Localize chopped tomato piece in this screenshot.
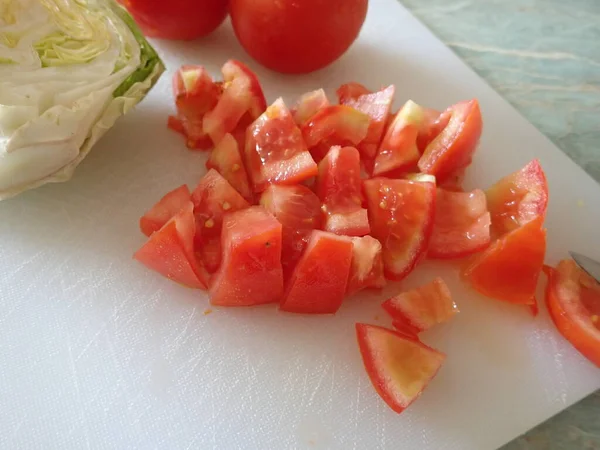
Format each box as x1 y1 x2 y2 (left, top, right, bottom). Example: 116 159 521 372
391 320 421 338
169 65 221 150
280 231 353 314
347 236 386 295
259 184 323 279
134 202 208 289
418 99 483 182
416 108 451 152
336 82 372 103
382 278 458 333
462 216 546 305
340 85 395 160
373 100 424 177
139 184 191 237
206 133 253 202
301 105 370 162
316 146 370 236
429 188 491 259
356 323 446 414
438 167 466 192
191 169 250 271
245 98 318 192
544 259 600 367
291 89 330 127
210 206 284 306
486 159 548 237
364 177 436 280
203 60 267 145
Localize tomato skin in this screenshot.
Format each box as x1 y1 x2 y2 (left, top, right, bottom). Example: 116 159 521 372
210 206 284 306
356 324 446 414
544 260 600 367
120 0 228 40
134 202 208 289
486 159 548 237
206 133 253 202
316 146 370 237
280 231 353 314
139 185 191 237
259 185 323 279
245 98 318 192
428 188 491 259
418 99 483 182
462 216 546 305
364 177 436 281
382 278 458 333
291 89 330 127
229 0 368 74
347 236 386 295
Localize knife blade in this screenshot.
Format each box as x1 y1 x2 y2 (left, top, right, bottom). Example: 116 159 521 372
569 251 600 283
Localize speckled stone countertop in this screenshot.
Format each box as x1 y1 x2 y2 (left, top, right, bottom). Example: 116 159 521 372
399 0 600 448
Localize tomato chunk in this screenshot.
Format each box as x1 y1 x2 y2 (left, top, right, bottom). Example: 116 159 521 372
168 65 221 150
316 146 369 237
139 184 191 237
336 82 372 104
486 159 548 237
291 89 330 127
418 99 483 182
347 236 386 295
280 231 353 314
203 60 267 145
382 278 458 333
429 188 491 259
416 108 451 152
210 206 284 306
373 100 424 177
340 85 395 160
544 259 600 367
301 105 370 162
462 216 546 305
356 324 446 414
206 133 253 202
134 202 207 289
259 184 323 279
364 177 436 280
245 98 318 192
191 169 250 272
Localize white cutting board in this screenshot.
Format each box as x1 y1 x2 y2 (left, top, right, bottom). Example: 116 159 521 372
1 0 599 448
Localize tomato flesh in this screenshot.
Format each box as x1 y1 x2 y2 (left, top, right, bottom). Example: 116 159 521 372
418 99 483 182
245 98 318 192
336 82 372 104
316 146 370 237
356 324 446 414
259 184 323 279
291 89 330 127
382 278 458 333
347 236 386 295
428 188 491 259
134 202 208 289
462 216 546 305
210 206 284 306
139 184 191 237
544 259 600 367
486 159 548 237
280 230 353 314
364 177 436 280
206 133 253 202
416 108 451 152
340 85 395 160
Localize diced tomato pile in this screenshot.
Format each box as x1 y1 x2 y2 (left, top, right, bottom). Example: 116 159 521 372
133 60 598 414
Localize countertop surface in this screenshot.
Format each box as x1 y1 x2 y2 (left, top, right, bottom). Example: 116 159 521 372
400 0 600 448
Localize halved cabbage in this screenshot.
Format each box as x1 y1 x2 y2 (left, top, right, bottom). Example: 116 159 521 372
0 0 164 199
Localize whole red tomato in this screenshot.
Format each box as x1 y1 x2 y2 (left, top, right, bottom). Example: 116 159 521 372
229 0 369 74
119 0 228 41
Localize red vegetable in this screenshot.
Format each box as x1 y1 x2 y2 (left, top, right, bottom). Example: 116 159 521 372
544 259 600 367
291 89 330 127
280 231 353 314
356 324 446 414
346 236 386 295
428 188 491 259
206 133 253 202
139 184 191 237
382 278 458 333
210 206 284 306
